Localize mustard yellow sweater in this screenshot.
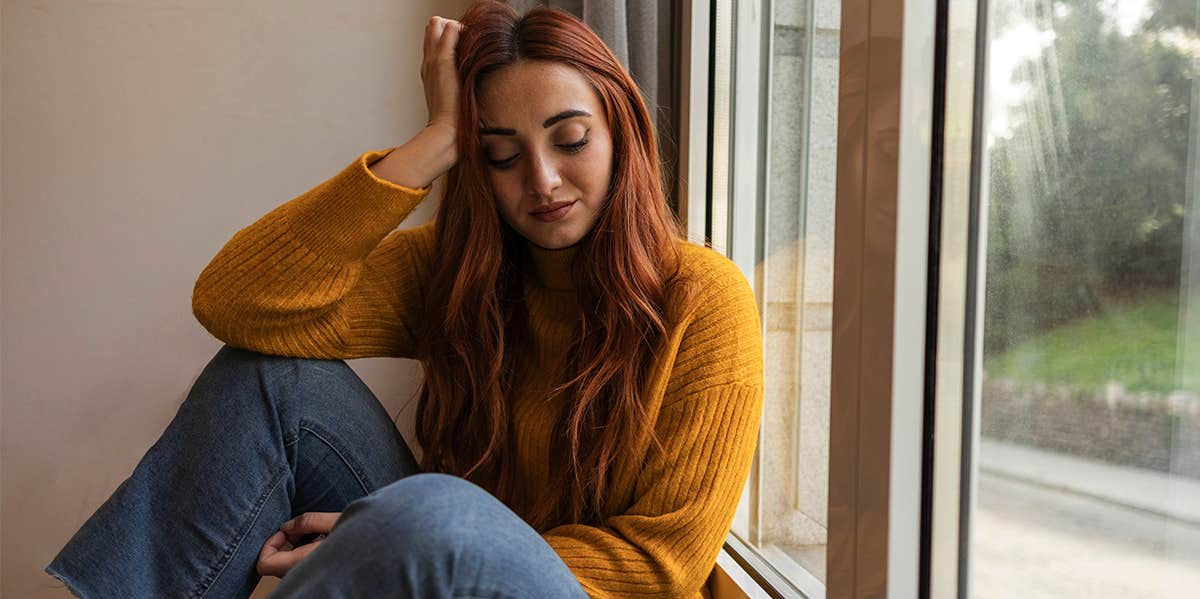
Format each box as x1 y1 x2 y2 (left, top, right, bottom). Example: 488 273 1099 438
192 149 764 598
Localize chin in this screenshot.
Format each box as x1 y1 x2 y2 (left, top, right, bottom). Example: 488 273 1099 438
517 222 590 250
524 231 582 249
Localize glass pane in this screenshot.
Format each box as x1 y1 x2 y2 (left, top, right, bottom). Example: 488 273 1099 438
974 0 1200 597
717 0 840 590
710 0 733 251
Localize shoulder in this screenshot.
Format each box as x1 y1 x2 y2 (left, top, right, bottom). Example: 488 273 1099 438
366 221 439 292
664 239 763 396
396 220 437 248
670 239 758 322
379 220 438 262
676 241 744 276
409 220 438 254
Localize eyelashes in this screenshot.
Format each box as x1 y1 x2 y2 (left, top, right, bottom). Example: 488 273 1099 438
487 154 519 169
560 138 589 152
486 136 590 170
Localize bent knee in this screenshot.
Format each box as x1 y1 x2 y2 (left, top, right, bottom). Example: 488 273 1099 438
361 473 493 514
208 344 355 381
199 344 372 410
332 475 567 582
346 474 503 538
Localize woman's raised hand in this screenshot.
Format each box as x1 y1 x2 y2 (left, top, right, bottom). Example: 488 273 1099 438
368 16 463 189
421 17 463 144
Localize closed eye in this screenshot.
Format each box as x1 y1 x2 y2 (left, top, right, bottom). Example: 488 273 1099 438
559 137 589 153
487 154 519 169
485 137 590 170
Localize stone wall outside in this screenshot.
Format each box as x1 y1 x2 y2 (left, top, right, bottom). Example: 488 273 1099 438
981 376 1200 479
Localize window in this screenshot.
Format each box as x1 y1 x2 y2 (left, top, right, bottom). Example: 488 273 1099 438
699 0 842 595
683 0 1196 596
971 0 1200 596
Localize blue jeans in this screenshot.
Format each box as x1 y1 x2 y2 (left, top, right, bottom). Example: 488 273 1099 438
45 345 590 598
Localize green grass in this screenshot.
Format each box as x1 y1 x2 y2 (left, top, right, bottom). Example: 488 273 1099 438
983 291 1186 394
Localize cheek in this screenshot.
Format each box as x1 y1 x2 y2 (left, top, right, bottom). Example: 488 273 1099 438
590 168 612 198
488 172 523 217
569 143 614 194
586 145 615 198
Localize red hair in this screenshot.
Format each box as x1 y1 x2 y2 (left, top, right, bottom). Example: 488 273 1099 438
414 0 692 530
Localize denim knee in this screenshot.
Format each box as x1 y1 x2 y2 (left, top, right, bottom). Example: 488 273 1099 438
336 473 498 556
348 472 494 522
193 344 383 429
268 473 586 599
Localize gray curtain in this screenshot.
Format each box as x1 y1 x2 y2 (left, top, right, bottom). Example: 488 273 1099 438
508 0 679 207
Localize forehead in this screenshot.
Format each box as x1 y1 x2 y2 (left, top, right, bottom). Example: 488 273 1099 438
477 60 604 126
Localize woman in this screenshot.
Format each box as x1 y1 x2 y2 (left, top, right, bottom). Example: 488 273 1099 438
45 2 763 597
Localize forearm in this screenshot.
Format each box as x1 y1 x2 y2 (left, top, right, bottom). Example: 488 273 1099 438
369 124 457 189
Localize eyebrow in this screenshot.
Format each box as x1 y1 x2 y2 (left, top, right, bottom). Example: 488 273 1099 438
479 109 592 136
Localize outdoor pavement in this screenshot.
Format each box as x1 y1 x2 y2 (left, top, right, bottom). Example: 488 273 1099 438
974 440 1200 598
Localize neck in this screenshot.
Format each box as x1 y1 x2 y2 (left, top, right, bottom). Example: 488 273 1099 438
525 242 580 291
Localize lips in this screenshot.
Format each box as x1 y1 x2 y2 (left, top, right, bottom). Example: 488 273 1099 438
530 200 575 215
530 200 576 223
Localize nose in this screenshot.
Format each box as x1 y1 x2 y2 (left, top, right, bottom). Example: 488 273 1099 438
525 151 562 199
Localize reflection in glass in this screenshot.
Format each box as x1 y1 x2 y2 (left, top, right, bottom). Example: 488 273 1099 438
726 0 840 590
975 0 1200 596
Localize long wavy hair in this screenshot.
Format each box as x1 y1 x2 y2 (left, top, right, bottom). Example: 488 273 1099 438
414 0 691 530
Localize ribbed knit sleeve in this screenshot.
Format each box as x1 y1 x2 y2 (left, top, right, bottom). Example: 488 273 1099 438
542 252 764 598
192 149 435 360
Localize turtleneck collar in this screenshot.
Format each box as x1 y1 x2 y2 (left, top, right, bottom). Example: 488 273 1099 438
525 242 580 292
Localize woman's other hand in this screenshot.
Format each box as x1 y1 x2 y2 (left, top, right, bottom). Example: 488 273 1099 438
256 512 341 578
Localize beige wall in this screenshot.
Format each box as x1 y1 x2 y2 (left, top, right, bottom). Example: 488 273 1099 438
1 1 471 596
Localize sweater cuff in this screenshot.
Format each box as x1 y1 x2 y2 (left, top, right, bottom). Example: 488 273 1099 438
360 148 433 195
285 148 432 263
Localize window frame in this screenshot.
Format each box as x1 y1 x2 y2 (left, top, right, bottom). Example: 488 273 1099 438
675 0 956 597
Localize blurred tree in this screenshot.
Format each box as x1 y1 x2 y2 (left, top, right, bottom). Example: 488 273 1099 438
984 0 1194 354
